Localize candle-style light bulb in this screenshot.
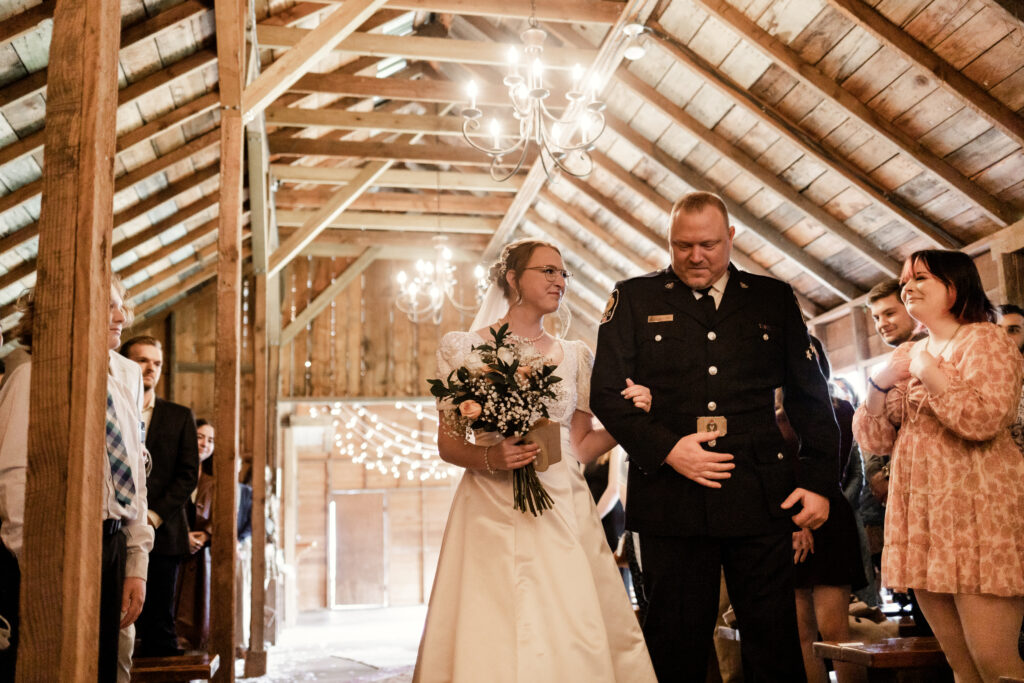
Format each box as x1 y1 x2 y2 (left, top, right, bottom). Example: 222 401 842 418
571 64 583 91
531 58 543 87
466 80 478 109
489 118 500 150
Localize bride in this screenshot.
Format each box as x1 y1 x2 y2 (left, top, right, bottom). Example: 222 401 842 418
413 240 657 682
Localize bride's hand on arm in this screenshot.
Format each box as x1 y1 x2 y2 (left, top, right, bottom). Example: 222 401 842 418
620 378 651 413
573 379 654 462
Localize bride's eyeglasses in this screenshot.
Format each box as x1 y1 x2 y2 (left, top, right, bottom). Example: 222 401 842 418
523 266 573 282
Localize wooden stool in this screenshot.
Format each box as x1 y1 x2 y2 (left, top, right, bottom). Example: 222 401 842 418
813 637 952 683
130 653 220 682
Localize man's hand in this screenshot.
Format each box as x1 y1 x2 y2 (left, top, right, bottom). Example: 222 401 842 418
868 471 889 505
120 577 146 628
792 528 814 564
188 530 208 554
664 432 735 488
781 488 829 529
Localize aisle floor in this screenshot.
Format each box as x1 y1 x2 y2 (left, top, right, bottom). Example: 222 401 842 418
248 606 424 682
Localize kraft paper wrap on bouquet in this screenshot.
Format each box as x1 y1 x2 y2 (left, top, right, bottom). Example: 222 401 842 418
523 418 561 472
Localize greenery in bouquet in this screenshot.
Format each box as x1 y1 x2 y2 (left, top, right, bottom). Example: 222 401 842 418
428 324 562 515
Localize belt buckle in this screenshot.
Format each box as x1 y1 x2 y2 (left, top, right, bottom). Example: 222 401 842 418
697 416 727 447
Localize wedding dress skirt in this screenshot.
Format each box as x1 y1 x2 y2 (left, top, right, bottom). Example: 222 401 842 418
413 422 656 683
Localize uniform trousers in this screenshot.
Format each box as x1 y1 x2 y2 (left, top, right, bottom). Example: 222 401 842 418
135 553 182 656
100 526 127 683
639 531 805 683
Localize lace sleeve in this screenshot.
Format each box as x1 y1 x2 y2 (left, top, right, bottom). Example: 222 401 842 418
435 332 472 411
575 340 595 415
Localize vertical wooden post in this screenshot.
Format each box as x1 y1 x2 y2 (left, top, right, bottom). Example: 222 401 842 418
17 1 121 680
244 274 269 677
213 1 245 681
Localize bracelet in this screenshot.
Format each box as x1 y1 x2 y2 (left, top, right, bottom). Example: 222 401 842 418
867 376 892 394
482 446 495 475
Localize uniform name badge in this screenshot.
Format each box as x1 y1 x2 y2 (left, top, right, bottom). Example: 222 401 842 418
697 416 727 447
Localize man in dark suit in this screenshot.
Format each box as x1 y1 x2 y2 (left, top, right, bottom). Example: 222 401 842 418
121 336 199 658
591 192 839 682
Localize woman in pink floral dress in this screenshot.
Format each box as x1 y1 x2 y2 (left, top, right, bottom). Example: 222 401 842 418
853 250 1024 683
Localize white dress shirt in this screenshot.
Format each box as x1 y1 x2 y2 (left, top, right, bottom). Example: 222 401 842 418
690 269 730 310
0 353 153 579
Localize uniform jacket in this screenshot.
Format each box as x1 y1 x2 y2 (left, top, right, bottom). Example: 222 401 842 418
146 397 199 556
591 264 840 538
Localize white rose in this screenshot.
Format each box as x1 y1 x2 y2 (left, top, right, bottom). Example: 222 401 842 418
497 347 515 364
464 351 486 372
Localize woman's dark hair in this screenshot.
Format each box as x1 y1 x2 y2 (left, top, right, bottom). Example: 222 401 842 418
899 250 994 324
196 418 214 475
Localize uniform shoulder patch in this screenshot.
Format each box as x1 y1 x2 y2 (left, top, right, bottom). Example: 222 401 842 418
601 289 619 324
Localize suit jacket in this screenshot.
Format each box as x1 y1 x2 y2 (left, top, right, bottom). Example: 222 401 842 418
146 398 199 556
591 264 840 538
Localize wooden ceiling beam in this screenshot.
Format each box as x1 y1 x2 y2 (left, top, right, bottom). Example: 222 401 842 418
384 0 623 24
686 0 1020 227
643 20 961 250
267 135 510 166
825 0 1024 149
599 118 863 300
131 247 253 321
525 209 631 283
116 91 221 153
113 128 221 193
270 164 523 191
254 26 597 68
517 221 616 306
266 107 467 136
289 73 513 105
114 192 221 258
275 188 513 214
0 0 210 110
539 190 657 273
0 0 56 47
614 68 900 277
291 228 488 251
275 208 499 233
297 241 481 261
280 245 382 343
114 164 220 229
117 216 220 281
560 174 666 252
242 0 388 121
267 161 391 277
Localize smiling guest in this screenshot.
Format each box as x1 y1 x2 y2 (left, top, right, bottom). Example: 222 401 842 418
853 250 1024 682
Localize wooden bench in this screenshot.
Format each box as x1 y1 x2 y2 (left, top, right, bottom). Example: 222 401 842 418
813 637 951 683
130 654 220 682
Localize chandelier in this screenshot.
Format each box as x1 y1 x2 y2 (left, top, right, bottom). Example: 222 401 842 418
460 1 607 181
394 236 488 324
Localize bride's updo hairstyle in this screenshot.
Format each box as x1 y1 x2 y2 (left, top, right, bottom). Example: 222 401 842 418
489 239 562 304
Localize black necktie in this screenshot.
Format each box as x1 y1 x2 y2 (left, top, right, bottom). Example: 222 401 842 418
696 286 716 323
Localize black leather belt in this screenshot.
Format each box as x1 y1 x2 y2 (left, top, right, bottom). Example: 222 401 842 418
102 519 122 536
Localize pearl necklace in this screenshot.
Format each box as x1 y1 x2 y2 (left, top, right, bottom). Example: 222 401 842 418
500 318 545 343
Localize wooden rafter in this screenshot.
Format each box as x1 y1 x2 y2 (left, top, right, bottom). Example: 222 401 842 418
270 165 524 192
686 0 1020 227
385 0 624 24
255 26 597 68
593 123 863 301
288 73 517 105
118 217 220 281
275 209 499 233
266 107 469 136
825 0 1024 149
526 209 633 283
0 0 56 47
242 0 389 120
267 161 391 277
613 67 900 276
641 20 962 250
280 246 382 343
267 136 531 166
274 189 513 214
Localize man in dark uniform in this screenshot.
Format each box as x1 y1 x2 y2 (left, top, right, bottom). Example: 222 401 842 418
591 192 839 682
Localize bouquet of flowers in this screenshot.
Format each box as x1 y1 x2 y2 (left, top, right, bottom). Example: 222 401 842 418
428 324 562 515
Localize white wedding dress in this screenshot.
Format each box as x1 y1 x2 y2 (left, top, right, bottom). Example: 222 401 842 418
413 331 656 683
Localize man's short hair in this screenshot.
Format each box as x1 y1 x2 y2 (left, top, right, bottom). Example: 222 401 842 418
866 279 902 305
670 192 729 228
120 335 162 357
998 303 1024 318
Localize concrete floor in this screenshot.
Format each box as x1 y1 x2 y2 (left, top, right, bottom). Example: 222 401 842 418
246 606 424 682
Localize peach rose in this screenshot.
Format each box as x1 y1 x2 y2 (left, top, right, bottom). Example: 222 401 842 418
459 400 482 420
516 366 533 378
